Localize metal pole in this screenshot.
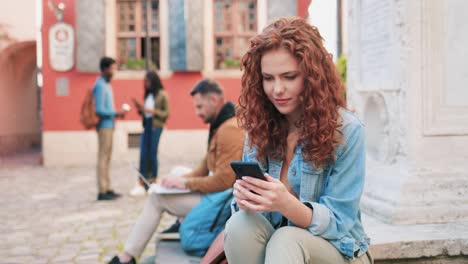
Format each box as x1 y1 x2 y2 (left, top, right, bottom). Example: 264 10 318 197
145 0 151 70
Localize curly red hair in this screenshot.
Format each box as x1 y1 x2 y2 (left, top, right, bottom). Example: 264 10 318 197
238 17 346 169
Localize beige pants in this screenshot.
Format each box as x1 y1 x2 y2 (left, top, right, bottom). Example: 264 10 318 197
124 192 203 258
224 211 373 264
97 128 114 193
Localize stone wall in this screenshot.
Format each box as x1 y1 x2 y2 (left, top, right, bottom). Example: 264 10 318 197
347 0 468 224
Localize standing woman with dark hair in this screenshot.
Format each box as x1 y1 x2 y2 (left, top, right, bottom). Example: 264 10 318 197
130 71 170 196
224 17 372 264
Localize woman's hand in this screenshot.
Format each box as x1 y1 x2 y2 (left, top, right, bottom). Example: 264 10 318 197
144 108 157 115
233 180 251 211
233 174 293 213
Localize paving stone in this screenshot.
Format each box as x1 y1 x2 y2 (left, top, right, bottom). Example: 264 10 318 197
1 257 34 264
58 244 81 255
99 239 120 250
29 258 50 264
81 240 100 249
52 253 77 262
51 261 74 264
75 253 100 262
79 248 102 256
36 248 58 258
68 234 91 243
0 249 11 257
9 246 33 256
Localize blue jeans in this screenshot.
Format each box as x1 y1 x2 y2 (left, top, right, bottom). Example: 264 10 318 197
139 118 163 186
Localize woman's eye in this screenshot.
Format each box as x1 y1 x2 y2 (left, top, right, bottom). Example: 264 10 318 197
263 76 273 81
285 75 297 80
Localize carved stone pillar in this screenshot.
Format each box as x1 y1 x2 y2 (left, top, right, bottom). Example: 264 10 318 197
347 0 468 224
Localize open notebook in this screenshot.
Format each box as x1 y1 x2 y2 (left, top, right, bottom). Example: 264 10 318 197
148 183 191 194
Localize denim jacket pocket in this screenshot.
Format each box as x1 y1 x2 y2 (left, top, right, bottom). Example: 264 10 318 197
300 163 323 202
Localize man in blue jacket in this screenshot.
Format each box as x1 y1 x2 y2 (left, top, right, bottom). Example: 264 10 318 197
93 57 127 201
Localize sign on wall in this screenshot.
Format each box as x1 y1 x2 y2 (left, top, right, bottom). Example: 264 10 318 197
55 77 69 96
49 22 74 72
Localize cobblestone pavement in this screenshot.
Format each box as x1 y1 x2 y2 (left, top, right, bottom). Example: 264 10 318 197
0 162 181 264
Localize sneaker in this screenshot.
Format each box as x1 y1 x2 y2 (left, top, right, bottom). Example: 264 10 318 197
108 255 136 264
157 219 181 240
106 190 122 199
147 184 155 194
129 185 146 196
97 193 116 201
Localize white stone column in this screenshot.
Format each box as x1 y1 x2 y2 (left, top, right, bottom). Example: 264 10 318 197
159 0 171 75
76 0 105 72
347 0 468 224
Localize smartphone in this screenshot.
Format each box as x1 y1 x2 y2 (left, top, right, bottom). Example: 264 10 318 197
230 161 267 181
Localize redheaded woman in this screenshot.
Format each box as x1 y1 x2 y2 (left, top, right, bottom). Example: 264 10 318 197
225 17 372 264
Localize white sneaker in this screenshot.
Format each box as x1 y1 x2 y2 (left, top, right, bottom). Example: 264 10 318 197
129 185 146 196
147 184 155 194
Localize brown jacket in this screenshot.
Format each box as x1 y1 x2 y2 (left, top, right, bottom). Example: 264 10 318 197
153 90 170 128
185 117 244 193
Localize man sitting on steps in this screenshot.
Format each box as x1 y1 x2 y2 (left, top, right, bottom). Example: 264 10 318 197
109 79 244 264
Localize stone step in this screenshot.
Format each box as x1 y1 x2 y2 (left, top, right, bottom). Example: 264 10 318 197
151 214 468 263
153 240 201 264
364 214 468 263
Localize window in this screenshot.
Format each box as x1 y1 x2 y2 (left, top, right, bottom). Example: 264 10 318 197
128 133 142 148
117 0 160 70
214 0 257 69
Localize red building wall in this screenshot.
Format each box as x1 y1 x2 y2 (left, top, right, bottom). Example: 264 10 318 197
42 0 310 132
42 0 242 132
298 0 312 18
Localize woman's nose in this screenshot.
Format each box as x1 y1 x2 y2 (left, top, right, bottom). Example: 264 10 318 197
273 79 285 95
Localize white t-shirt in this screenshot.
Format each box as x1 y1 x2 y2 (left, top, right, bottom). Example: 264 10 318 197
144 94 155 118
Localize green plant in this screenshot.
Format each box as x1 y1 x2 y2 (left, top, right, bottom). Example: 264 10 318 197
120 58 156 70
336 53 347 84
221 58 240 68
336 54 347 99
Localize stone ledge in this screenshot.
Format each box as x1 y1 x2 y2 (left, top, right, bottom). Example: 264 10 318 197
364 213 468 262
153 240 200 264
371 239 468 260
151 214 468 263
375 256 468 264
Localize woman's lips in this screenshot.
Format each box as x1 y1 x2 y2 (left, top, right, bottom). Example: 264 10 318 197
274 98 291 105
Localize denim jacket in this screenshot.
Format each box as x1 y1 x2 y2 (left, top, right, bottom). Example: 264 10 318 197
231 108 370 259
